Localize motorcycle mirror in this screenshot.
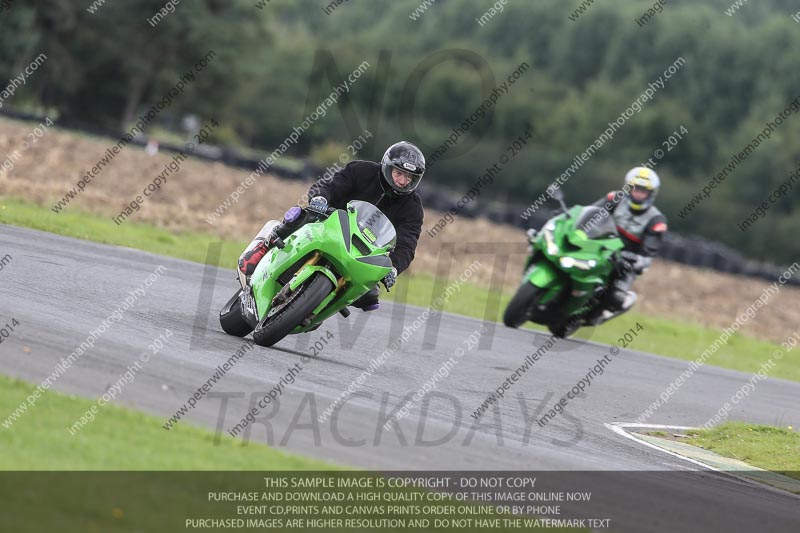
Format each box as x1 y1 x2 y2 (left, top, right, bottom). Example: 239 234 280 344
548 186 570 216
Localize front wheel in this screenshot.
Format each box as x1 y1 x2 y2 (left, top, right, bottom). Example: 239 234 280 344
503 282 542 328
253 273 333 347
547 317 581 339
220 289 254 337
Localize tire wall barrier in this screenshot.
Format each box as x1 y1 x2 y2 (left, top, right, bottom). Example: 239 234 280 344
3 109 794 286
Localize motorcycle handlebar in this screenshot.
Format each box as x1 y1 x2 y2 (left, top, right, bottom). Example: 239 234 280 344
304 205 337 219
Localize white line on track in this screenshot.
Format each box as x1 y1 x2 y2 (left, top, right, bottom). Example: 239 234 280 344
605 422 800 500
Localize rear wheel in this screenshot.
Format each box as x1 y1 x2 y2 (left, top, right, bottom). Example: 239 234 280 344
503 282 542 328
219 289 254 337
253 274 333 347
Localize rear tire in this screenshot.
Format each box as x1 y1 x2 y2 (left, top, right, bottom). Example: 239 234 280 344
253 274 333 347
220 290 254 337
503 282 542 328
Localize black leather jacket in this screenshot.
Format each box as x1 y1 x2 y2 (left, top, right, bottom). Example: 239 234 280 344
308 160 424 274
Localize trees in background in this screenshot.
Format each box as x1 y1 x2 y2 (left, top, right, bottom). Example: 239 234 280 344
1 0 797 262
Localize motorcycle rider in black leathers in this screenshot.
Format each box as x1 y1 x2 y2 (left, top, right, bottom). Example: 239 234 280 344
238 141 425 311
583 167 668 325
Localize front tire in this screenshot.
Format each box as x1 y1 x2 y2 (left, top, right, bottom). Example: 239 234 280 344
220 289 254 337
548 318 581 339
503 282 541 328
252 274 333 347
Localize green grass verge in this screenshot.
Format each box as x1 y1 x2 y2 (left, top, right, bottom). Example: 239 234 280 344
0 373 334 470
0 375 577 532
686 422 800 481
1 196 795 382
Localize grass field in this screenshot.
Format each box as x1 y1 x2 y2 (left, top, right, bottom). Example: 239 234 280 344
0 375 576 532
2 195 794 381
686 422 800 482
0 373 332 470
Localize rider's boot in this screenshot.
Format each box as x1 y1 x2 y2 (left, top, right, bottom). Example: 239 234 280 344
238 207 302 276
350 286 380 312
586 290 637 326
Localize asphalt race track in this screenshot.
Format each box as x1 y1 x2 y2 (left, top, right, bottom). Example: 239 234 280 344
2 224 798 532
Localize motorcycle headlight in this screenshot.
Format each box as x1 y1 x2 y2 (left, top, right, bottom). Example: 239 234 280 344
559 256 596 270
543 226 559 255
545 234 559 255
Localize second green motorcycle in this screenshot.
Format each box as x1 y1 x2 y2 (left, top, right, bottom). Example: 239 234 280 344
503 191 625 338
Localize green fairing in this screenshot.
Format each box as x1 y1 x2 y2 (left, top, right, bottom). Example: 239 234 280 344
251 201 394 334
525 205 624 317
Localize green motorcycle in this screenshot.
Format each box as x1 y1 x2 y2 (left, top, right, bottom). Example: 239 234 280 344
503 190 625 338
219 200 396 347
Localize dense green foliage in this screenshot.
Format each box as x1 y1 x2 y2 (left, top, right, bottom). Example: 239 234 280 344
2 0 799 262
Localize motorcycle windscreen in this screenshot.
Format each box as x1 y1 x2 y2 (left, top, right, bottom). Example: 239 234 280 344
350 200 397 249
574 206 618 240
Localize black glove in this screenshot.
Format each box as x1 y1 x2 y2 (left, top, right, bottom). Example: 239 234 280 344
612 251 635 273
616 251 648 274
381 267 398 291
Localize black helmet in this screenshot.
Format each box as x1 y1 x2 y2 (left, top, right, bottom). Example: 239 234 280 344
380 141 425 196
